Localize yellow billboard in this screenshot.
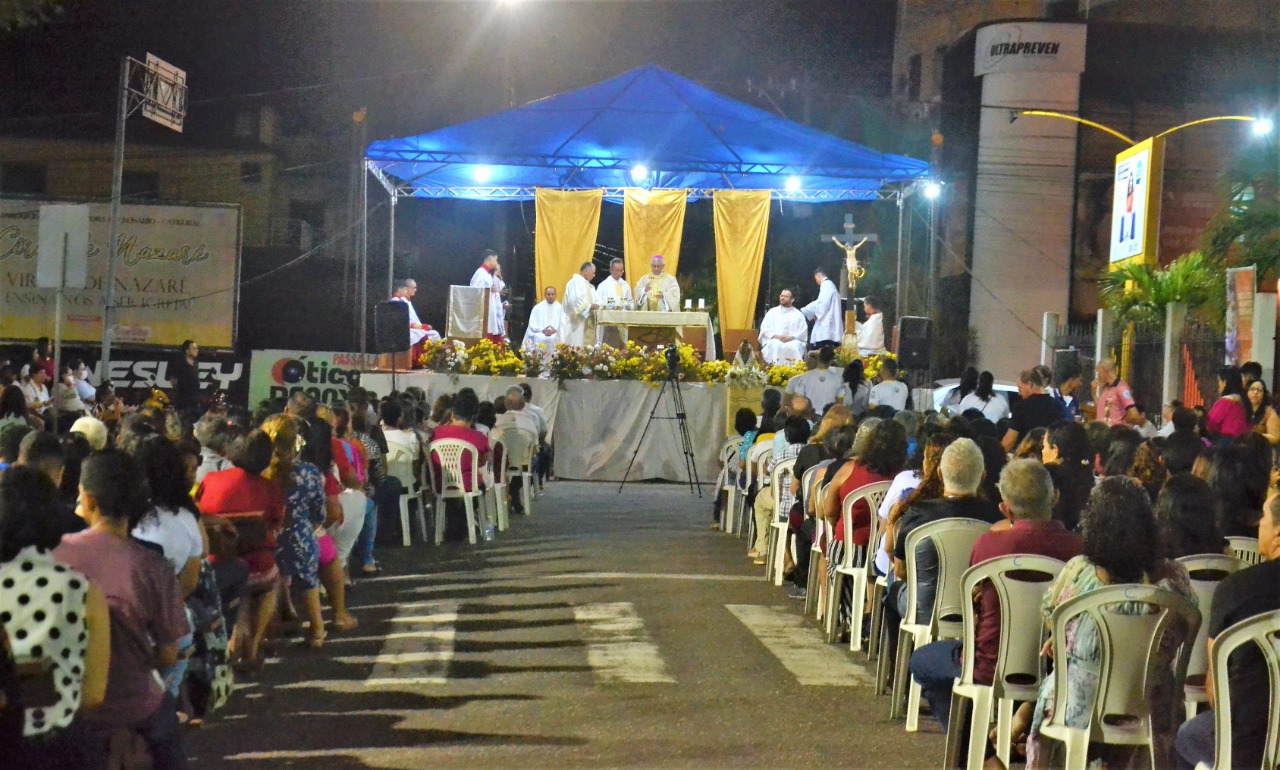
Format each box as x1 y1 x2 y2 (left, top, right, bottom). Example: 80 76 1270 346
0 200 241 348
1108 137 1164 271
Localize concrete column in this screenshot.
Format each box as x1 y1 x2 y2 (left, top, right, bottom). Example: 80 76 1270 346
969 22 1087 379
1161 301 1186 414
1095 306 1112 373
1041 312 1060 366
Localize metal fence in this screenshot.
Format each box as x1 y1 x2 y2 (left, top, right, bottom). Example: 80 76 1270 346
1182 319 1226 407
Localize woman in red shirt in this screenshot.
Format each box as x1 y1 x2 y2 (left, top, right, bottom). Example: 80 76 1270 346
1206 366 1250 441
195 430 285 672
823 419 908 550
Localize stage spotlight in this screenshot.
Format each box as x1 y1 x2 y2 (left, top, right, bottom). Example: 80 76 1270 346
1252 117 1274 137
923 181 942 200
473 165 493 183
785 176 801 192
630 164 649 182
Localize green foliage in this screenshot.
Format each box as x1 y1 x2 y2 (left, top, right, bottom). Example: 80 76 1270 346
0 0 62 30
1098 251 1224 326
1203 138 1280 280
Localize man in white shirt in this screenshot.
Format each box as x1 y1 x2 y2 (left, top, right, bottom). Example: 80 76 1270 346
1125 402 1158 439
522 286 564 360
20 367 51 419
519 381 553 488
562 262 599 347
855 295 887 357
391 278 438 368
758 288 808 365
469 249 506 344
595 258 633 347
869 359 909 411
783 347 843 415
634 255 681 312
495 385 540 438
380 400 421 464
800 267 843 349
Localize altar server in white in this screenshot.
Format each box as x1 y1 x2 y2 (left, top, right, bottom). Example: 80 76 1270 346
595 258 633 346
562 262 598 347
758 288 808 365
635 254 681 312
523 286 565 352
800 267 843 348
469 249 505 343
855 294 887 357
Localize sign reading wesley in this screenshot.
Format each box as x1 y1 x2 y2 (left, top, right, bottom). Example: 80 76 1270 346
0 199 240 347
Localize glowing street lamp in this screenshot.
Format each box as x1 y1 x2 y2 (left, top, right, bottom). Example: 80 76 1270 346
784 175 801 193
630 164 649 183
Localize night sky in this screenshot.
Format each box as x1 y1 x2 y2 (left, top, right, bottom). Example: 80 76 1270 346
1 0 910 352
1 0 898 146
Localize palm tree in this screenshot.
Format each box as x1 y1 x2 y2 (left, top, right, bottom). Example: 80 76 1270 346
1203 139 1280 281
1098 251 1224 326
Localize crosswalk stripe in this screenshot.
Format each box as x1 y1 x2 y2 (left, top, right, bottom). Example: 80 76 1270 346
725 604 872 687
573 602 675 683
361 601 458 686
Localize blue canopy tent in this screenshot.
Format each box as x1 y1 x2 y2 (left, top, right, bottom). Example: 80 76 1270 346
356 65 932 353
364 64 929 201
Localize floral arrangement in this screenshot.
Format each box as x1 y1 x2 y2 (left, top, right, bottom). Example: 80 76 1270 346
726 363 768 388
417 339 894 388
862 352 896 381
766 361 806 387
465 339 525 376
417 338 468 373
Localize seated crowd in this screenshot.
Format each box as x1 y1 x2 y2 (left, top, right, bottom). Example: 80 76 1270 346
0 371 551 768
722 359 1280 769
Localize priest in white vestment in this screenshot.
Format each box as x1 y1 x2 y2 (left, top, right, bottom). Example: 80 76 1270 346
634 255 680 312
523 286 564 355
758 288 808 365
595 258 633 347
391 278 439 368
855 295 887 357
799 268 843 348
469 249 505 343
562 262 598 347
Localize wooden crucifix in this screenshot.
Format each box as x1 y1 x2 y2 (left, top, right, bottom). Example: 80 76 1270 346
820 213 878 297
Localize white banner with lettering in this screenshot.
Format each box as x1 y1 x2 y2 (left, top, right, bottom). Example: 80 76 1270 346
974 22 1087 77
0 199 240 347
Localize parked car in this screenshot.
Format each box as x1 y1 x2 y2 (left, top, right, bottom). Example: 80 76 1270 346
930 378 1020 420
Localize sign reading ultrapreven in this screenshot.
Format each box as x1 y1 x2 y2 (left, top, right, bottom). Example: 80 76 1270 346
974 22 1087 76
0 199 240 347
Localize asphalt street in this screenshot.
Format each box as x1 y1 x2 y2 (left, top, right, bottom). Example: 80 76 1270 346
187 481 944 769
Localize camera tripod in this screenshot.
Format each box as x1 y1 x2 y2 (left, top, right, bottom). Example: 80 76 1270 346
618 369 702 496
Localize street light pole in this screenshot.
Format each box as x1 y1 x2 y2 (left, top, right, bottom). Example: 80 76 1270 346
100 57 130 383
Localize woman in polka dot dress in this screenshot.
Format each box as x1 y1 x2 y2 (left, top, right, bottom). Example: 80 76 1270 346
0 466 109 765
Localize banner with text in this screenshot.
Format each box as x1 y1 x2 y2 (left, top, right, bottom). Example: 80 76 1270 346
249 349 380 407
0 199 241 347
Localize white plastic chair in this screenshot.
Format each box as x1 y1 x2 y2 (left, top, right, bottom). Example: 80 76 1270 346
1037 584 1201 770
1193 609 1280 770
944 554 1066 770
1226 536 1263 566
1176 553 1247 720
742 440 768 537
717 436 744 533
492 426 537 518
487 434 513 533
892 517 992 729
764 457 797 586
742 441 772 540
827 481 892 651
425 438 488 545
385 444 426 547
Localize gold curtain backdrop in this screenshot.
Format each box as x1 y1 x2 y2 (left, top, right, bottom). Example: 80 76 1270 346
623 189 688 284
713 189 771 333
534 188 603 299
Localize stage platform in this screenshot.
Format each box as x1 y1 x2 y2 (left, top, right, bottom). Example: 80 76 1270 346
359 371 725 483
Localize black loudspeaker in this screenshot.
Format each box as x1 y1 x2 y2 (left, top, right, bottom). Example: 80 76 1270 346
895 316 932 370
373 301 411 353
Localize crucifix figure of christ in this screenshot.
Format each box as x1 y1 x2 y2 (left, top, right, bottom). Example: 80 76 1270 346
820 213 878 297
